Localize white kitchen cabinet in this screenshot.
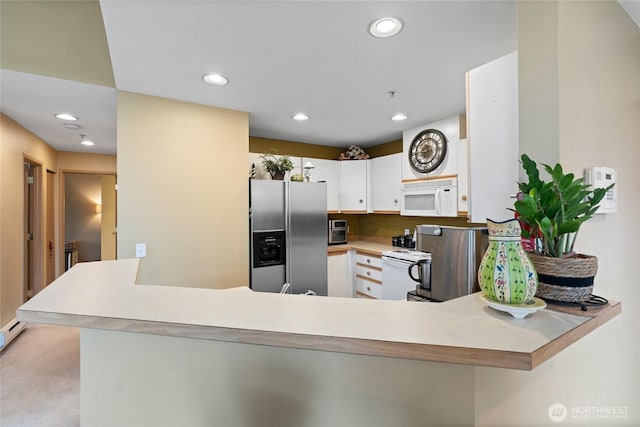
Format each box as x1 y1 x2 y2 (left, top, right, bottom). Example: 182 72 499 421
370 153 401 213
465 51 519 223
327 252 353 297
339 160 368 213
303 157 339 212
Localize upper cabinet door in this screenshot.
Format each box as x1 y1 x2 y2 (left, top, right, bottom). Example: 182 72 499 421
339 160 368 213
303 157 339 212
457 139 469 216
370 153 401 213
466 51 519 223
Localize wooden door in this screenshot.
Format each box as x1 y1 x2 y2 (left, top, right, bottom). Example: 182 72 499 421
100 175 117 260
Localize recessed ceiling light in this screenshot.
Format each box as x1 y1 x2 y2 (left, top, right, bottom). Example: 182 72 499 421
64 123 82 130
79 134 95 146
55 113 78 121
292 113 309 121
369 17 403 38
203 73 229 85
391 113 408 121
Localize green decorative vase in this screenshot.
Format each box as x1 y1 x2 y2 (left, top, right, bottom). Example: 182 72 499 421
478 218 538 304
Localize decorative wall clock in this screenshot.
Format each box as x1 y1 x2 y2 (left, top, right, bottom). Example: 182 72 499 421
408 129 447 173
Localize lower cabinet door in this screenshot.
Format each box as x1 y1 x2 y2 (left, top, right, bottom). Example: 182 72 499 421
327 253 353 297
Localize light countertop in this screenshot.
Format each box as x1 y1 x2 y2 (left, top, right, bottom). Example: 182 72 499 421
327 240 396 255
17 258 620 370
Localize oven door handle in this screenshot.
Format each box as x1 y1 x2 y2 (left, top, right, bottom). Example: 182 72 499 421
382 256 412 268
435 188 442 215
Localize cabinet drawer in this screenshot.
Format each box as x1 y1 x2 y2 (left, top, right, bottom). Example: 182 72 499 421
356 253 382 269
356 277 382 299
356 265 382 282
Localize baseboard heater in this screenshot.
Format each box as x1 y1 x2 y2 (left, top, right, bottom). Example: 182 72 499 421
0 318 27 351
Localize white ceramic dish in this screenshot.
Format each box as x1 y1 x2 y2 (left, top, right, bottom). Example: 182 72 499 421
480 294 547 319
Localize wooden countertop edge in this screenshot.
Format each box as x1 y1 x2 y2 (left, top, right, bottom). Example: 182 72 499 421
16 301 622 371
530 300 622 369
327 247 351 255
16 310 532 370
327 246 386 256
353 248 384 257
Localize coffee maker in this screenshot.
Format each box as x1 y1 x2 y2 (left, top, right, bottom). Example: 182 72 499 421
412 225 488 301
408 257 431 292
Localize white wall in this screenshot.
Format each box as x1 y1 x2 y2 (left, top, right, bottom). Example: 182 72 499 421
476 2 640 426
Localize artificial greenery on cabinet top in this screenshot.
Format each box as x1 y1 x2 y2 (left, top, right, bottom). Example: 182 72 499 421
260 152 294 177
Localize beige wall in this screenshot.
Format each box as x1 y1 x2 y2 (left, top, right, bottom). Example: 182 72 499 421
116 91 249 287
81 328 475 426
476 2 640 426
517 0 561 170
57 151 116 172
0 114 57 327
0 118 116 327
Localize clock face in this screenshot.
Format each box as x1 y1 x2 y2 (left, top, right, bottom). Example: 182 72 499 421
408 129 447 174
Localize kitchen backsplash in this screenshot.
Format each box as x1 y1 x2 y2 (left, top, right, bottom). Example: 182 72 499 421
328 213 483 243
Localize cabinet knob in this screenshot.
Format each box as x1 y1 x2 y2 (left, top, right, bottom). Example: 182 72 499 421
461 195 468 201
366 259 370 264
359 199 363 203
367 286 371 291
393 199 398 204
366 271 371 276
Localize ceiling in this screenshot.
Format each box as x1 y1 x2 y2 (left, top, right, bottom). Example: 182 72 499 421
1 1 637 156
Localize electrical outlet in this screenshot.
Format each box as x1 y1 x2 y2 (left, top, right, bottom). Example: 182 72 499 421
135 243 146 258
404 228 410 236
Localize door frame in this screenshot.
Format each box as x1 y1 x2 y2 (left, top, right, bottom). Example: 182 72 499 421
45 169 56 285
23 157 43 301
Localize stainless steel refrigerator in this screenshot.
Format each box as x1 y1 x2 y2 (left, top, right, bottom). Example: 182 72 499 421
249 180 328 295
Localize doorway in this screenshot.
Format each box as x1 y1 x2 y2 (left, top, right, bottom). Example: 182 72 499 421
63 172 117 268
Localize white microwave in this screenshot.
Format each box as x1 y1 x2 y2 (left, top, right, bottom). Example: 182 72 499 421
400 177 458 217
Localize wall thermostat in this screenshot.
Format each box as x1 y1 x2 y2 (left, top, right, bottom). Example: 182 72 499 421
584 166 617 214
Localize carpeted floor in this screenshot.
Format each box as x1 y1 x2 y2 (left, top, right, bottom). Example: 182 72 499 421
0 324 80 426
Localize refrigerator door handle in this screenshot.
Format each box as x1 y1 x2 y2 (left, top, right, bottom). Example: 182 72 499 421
284 181 291 289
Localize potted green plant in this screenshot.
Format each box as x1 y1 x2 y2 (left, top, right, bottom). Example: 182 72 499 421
512 154 614 302
260 152 294 180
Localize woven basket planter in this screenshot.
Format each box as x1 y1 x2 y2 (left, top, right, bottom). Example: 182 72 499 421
528 252 598 303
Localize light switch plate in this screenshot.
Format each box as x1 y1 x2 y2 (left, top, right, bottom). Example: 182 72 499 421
135 243 146 258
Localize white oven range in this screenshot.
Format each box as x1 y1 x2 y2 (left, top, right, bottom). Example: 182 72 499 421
381 249 431 300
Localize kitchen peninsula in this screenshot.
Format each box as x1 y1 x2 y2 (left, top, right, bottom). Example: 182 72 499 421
18 259 620 426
